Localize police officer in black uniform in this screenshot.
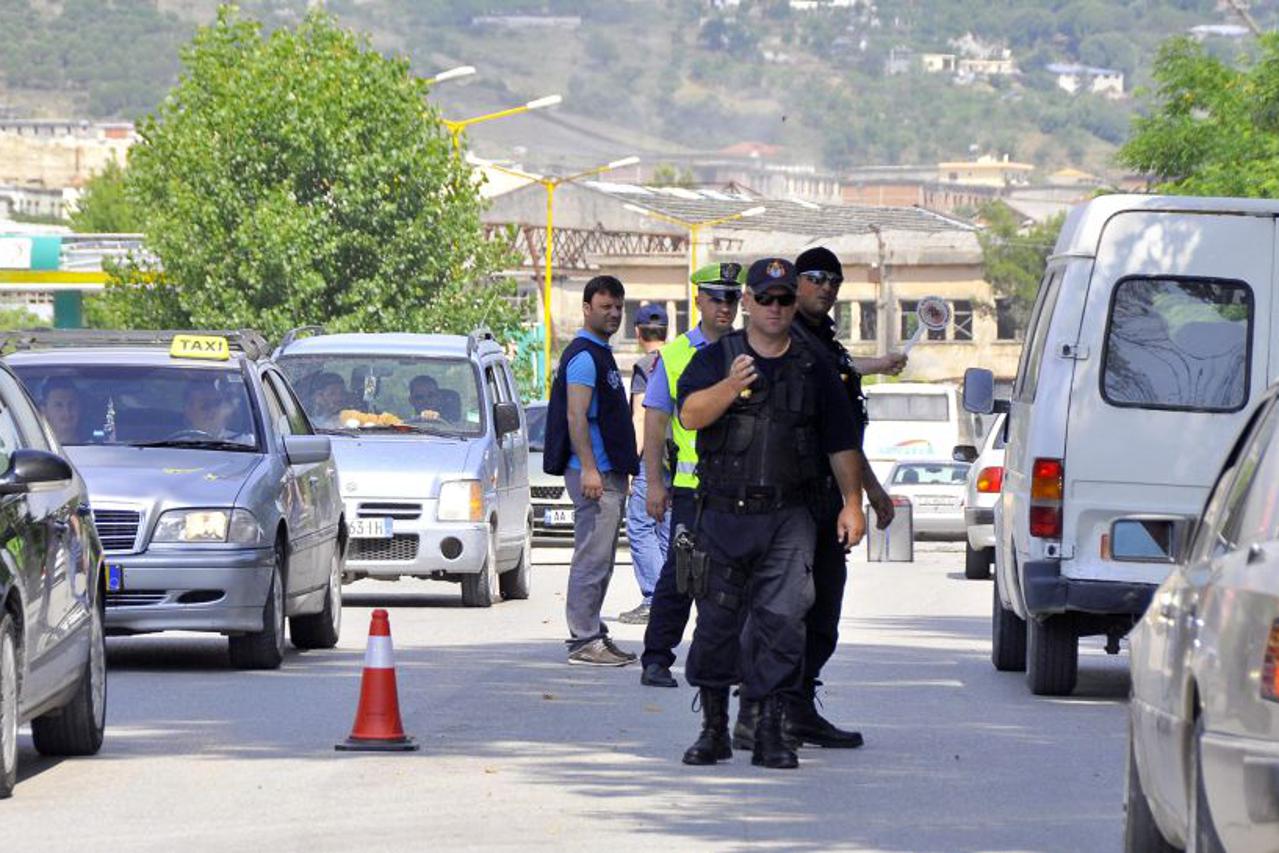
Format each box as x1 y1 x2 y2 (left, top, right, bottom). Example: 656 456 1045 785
778 245 904 749
675 257 867 770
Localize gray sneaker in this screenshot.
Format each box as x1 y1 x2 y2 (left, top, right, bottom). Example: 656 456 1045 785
602 636 638 662
568 638 634 667
617 604 650 625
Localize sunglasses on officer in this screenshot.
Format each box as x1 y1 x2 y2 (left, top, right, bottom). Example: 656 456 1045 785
753 291 797 307
800 270 843 289
698 287 741 305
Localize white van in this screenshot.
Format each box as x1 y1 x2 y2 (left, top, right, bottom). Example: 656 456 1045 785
863 382 977 483
964 194 1275 696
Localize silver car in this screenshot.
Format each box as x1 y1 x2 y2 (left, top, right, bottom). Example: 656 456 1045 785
1126 385 1279 853
275 330 532 607
525 401 575 545
956 414 1006 579
5 331 343 670
885 459 970 540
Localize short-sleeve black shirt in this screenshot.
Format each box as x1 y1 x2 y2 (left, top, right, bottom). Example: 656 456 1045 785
677 334 859 456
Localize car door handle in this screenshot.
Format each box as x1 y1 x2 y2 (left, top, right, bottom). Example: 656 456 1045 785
1249 542 1267 565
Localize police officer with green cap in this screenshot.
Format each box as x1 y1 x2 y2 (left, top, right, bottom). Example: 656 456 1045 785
638 261 745 689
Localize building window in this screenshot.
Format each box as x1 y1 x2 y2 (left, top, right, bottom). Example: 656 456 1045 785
674 300 689 335
953 300 973 341
834 301 853 340
900 300 918 341
995 298 1019 340
858 300 876 341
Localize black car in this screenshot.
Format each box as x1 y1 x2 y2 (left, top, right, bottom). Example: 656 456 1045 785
0 362 106 798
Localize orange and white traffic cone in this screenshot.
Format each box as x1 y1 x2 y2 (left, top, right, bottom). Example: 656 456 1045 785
335 608 418 752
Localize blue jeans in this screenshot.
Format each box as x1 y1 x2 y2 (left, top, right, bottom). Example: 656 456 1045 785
626 469 669 603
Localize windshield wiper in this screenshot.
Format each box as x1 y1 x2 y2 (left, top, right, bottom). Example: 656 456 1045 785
132 439 257 452
354 423 462 436
315 428 360 436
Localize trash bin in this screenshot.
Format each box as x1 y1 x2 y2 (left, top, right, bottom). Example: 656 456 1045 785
866 496 913 562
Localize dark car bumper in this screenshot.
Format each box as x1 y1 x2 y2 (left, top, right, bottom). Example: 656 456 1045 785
1022 559 1157 618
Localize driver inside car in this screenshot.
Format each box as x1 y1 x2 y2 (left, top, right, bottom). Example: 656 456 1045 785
408 374 444 422
181 381 251 443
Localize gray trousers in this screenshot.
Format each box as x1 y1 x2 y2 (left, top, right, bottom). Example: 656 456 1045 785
564 468 628 650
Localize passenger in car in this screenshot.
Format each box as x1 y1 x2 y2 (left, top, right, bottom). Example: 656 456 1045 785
307 372 348 429
40 377 83 444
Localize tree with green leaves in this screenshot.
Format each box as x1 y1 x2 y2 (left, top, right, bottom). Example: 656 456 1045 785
99 7 520 351
1120 34 1279 196
70 161 142 233
977 201 1065 330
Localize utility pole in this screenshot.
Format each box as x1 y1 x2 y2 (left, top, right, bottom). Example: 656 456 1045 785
870 225 892 354
1226 0 1263 36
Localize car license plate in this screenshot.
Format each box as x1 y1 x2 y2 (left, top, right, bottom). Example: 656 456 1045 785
918 496 957 506
544 508 574 527
350 517 393 539
107 563 124 592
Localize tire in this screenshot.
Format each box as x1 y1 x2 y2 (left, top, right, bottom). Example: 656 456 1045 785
1026 615 1078 696
991 577 1027 672
290 543 343 650
499 518 532 601
1123 733 1178 853
1189 716 1225 853
229 543 286 670
0 612 18 799
965 543 992 580
461 532 498 608
32 600 106 757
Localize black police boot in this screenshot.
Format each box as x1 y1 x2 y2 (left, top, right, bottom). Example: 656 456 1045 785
732 695 760 751
682 688 733 765
785 681 864 749
752 694 799 769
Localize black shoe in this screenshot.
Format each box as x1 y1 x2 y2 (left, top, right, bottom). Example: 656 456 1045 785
682 688 733 765
732 696 760 751
785 689 864 749
752 694 799 769
641 662 678 688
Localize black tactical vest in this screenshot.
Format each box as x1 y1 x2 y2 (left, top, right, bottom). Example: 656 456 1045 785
695 331 823 501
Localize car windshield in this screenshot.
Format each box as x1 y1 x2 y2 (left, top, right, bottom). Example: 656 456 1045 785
11 363 260 450
277 354 483 437
526 404 547 451
892 463 969 485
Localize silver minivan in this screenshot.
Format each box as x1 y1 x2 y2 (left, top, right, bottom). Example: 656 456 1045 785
276 330 532 607
965 194 1279 696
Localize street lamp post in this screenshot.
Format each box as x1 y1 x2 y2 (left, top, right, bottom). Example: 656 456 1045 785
485 156 641 396
441 94 562 152
622 204 766 324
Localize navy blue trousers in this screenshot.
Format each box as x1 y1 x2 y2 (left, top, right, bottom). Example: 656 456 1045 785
640 487 697 670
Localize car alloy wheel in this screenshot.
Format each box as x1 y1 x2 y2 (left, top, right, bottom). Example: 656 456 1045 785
89 606 106 733
0 620 17 795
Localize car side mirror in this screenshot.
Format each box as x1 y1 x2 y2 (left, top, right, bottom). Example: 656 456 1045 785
283 435 332 466
952 445 978 463
0 449 74 495
494 401 521 437
962 367 1009 415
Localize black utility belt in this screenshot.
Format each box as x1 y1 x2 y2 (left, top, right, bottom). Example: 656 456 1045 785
700 489 805 514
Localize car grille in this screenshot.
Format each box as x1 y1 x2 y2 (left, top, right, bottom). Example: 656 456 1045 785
93 509 141 553
106 591 166 607
531 486 564 500
357 502 423 520
350 534 419 562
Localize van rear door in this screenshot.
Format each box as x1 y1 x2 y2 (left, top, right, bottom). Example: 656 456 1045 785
1061 211 1273 585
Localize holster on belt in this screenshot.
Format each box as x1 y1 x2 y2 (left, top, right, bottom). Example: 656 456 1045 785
673 523 710 599
665 438 679 482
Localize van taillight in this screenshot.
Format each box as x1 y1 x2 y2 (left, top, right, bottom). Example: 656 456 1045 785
1029 458 1063 540
1263 620 1279 703
976 466 1003 493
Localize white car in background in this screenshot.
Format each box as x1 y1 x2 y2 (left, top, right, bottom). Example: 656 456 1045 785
957 414 1006 580
885 459 970 540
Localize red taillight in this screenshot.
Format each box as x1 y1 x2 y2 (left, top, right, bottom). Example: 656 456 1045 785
1263 620 1279 703
1029 457 1063 540
976 466 1004 494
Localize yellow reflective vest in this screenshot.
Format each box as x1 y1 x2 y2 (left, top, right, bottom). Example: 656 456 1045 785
661 334 701 489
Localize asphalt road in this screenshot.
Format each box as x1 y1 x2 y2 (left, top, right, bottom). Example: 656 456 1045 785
4 541 1130 852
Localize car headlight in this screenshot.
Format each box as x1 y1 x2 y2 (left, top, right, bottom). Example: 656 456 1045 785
437 480 484 522
152 509 263 545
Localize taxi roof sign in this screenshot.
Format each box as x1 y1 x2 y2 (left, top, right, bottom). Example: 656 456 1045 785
170 334 231 361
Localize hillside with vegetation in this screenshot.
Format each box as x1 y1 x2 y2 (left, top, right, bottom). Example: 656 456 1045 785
1 0 1275 175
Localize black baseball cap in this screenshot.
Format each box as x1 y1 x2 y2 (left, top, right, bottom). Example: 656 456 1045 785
795 246 843 279
746 257 797 293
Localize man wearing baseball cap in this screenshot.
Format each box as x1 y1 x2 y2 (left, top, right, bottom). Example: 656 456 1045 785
637 262 744 688
675 257 867 769
618 302 671 625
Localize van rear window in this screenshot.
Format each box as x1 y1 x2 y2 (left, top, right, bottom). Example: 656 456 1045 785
866 394 949 422
1101 277 1251 413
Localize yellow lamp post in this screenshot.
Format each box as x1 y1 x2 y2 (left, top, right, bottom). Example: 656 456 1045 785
441 94 562 152
485 156 641 396
422 65 476 86
622 204 766 323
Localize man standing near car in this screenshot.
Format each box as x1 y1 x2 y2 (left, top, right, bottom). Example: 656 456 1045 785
638 263 744 688
619 303 671 625
543 275 640 666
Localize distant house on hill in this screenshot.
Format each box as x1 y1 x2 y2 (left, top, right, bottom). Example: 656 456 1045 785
1047 63 1124 98
1189 23 1250 40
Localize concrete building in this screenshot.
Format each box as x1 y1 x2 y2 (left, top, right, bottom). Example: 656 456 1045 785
937 155 1035 188
1047 63 1125 98
483 182 1023 383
